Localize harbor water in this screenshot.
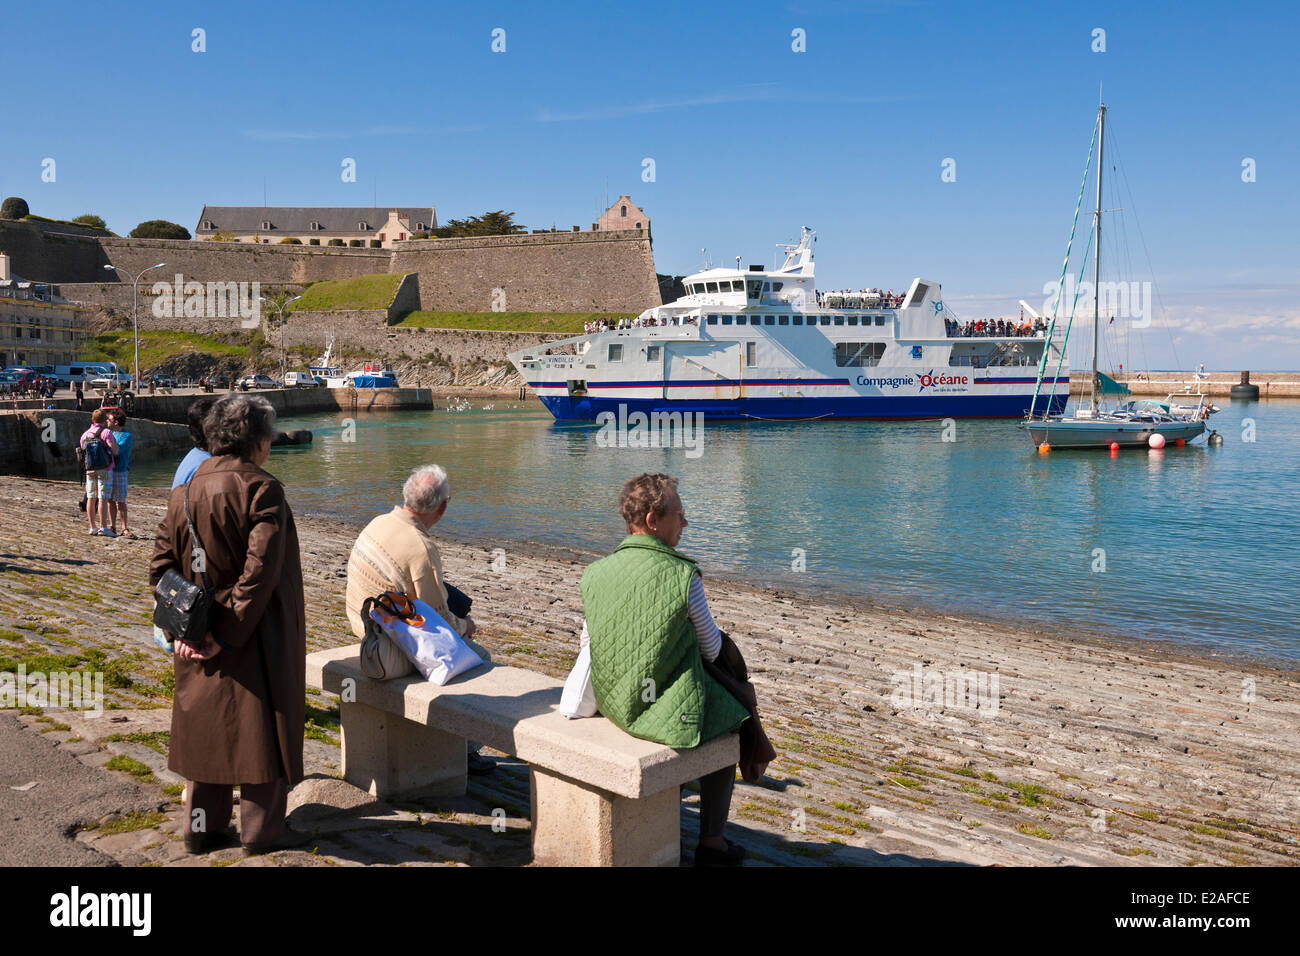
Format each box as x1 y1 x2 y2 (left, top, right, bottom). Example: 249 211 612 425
130 398 1300 662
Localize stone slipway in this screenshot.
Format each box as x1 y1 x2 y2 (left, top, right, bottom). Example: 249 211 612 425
2 476 1299 867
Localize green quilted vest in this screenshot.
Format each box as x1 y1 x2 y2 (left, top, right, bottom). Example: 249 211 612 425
580 533 749 748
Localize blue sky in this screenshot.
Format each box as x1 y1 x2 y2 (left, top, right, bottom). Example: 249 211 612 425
3 0 1296 368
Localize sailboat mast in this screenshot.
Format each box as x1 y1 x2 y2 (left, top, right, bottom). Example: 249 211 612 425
1090 102 1106 413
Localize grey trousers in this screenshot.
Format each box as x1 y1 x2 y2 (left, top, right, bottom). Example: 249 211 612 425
698 763 736 840
185 778 287 846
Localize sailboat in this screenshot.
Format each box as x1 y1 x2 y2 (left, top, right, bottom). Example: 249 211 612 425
1023 102 1207 450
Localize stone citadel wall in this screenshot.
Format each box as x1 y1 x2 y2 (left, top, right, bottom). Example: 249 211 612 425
0 221 661 314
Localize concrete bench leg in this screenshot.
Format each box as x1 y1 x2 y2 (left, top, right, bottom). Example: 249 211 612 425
339 701 467 798
529 768 680 867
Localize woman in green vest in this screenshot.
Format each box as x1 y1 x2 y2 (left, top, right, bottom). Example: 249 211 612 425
579 472 750 866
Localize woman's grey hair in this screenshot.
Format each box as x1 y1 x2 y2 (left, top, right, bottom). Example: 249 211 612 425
204 394 277 459
403 464 449 514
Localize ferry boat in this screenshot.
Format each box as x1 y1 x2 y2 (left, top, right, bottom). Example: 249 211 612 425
508 228 1070 421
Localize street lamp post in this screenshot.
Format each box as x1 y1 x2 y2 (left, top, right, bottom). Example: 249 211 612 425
259 294 301 384
104 262 165 390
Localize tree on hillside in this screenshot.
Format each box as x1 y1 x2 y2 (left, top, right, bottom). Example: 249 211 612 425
129 220 191 240
1 197 30 219
72 214 108 230
431 210 526 238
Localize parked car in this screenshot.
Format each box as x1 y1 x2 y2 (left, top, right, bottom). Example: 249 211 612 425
0 372 20 395
237 374 281 390
149 374 177 388
283 371 322 388
89 374 132 390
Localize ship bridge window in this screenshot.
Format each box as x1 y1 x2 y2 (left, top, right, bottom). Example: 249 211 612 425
707 315 718 325
763 282 771 291
792 315 803 326
608 343 623 362
875 315 887 326
848 316 859 326
820 315 831 326
834 315 845 326
834 342 887 367
772 282 783 291
646 345 661 362
722 315 733 325
764 315 775 325
750 315 762 325
778 315 789 326
706 282 719 293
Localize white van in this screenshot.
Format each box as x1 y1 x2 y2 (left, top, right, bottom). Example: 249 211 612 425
284 371 322 388
52 362 128 385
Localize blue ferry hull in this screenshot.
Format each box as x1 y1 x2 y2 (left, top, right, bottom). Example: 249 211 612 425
538 392 1067 421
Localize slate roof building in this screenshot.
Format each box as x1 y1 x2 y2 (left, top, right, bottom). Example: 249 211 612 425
194 206 437 248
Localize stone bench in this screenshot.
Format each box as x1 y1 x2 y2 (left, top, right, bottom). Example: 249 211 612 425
306 645 738 866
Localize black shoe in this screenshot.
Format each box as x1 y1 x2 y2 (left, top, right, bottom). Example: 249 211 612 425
241 825 315 856
467 751 496 776
693 840 746 867
183 827 239 855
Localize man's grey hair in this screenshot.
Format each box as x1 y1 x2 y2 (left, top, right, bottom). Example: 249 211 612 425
403 464 450 514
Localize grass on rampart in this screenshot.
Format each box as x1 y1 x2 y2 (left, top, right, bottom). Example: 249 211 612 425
394 311 620 333
21 214 116 236
289 273 404 312
84 330 249 370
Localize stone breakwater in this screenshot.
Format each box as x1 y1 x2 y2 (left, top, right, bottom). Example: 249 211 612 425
2 476 1298 867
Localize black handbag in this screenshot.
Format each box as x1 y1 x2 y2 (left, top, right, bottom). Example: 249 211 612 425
152 482 214 646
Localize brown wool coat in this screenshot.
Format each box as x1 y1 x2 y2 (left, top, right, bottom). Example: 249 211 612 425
149 455 306 785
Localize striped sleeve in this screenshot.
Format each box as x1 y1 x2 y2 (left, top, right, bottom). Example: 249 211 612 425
687 573 722 662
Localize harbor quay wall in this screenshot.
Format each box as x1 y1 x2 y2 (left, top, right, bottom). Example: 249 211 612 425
115 387 437 425
1066 372 1300 398
0 409 190 478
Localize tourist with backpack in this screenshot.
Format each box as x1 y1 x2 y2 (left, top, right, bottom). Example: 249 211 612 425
79 408 118 537
107 409 136 538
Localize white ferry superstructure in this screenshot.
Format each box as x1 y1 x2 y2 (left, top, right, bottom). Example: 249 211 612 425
508 228 1070 421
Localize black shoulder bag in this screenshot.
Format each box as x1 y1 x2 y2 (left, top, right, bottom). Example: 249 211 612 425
152 482 215 646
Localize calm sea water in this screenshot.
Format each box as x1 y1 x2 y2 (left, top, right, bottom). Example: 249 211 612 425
131 398 1300 662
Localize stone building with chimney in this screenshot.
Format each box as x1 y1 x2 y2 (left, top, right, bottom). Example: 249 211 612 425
593 195 650 237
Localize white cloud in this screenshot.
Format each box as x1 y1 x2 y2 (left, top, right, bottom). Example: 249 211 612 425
537 87 896 123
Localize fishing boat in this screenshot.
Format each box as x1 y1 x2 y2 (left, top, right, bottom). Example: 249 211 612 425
1022 101 1207 449
308 334 398 388
343 362 399 388
508 228 1069 422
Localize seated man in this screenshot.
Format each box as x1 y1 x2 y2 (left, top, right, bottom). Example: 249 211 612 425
577 472 750 866
345 464 493 775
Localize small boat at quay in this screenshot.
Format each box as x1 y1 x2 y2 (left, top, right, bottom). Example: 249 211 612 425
1022 100 1207 450
509 227 1070 422
309 334 398 388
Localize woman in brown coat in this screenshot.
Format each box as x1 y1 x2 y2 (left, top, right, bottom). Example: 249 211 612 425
150 393 307 855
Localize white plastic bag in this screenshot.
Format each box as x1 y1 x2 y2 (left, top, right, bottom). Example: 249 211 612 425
559 645 597 718
368 596 483 686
